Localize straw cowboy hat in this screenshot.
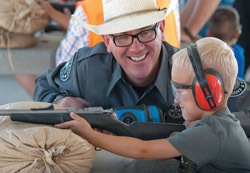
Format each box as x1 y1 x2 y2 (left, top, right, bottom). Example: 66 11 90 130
72 0 178 35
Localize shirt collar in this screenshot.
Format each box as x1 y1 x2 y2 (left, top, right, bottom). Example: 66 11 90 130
213 107 232 117
106 57 123 98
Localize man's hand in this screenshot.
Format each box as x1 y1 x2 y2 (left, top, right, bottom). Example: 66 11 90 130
55 97 90 109
55 112 92 139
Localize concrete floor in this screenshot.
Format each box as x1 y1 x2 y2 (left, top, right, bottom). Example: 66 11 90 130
0 76 32 106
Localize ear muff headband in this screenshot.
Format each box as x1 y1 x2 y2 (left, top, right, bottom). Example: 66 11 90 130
187 44 225 111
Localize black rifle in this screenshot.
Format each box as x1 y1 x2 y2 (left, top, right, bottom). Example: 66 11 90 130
0 107 186 140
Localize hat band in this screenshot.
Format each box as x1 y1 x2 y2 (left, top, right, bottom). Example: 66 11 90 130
105 8 162 23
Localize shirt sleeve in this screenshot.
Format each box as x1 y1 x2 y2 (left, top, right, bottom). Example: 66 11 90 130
33 66 66 102
33 51 84 103
168 119 221 168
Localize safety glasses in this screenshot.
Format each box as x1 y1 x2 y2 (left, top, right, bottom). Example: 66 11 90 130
171 80 193 102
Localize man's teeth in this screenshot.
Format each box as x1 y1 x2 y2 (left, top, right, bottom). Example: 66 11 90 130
130 55 146 61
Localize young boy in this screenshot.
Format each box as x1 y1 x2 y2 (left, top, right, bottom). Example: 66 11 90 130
55 37 250 172
207 6 245 79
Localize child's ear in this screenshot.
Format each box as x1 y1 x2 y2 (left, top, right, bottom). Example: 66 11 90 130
228 30 241 46
206 30 212 37
234 30 241 39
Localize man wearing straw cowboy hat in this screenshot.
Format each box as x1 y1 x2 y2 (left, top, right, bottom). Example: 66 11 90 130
34 0 181 121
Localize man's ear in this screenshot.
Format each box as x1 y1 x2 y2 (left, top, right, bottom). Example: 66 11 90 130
159 20 165 41
102 35 112 53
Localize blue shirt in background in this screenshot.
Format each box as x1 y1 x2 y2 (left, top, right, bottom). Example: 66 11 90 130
233 44 245 79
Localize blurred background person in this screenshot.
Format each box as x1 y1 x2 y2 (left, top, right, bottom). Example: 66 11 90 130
207 6 244 79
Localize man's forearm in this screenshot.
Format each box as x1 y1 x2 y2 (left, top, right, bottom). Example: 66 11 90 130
188 0 220 35
181 0 221 36
49 9 71 31
39 0 70 31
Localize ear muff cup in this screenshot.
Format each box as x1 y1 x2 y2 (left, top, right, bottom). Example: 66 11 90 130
192 68 225 111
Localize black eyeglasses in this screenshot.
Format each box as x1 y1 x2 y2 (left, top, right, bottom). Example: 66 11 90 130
110 23 159 47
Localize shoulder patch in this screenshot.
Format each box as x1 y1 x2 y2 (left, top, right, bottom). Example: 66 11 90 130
168 103 182 119
230 77 247 97
60 56 74 81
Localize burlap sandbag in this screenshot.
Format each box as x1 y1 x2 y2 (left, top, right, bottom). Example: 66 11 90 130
0 28 36 48
0 0 49 34
0 102 95 173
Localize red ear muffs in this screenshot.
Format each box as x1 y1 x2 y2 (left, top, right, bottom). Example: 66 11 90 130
192 69 225 111
188 44 225 111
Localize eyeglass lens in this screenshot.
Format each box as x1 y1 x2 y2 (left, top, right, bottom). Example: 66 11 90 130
113 23 158 47
171 84 193 103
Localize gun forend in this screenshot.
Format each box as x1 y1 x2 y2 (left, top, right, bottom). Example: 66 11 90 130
0 109 186 140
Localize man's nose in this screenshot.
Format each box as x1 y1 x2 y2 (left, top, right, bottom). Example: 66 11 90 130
129 37 145 51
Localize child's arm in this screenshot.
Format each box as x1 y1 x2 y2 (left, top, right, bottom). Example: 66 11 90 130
55 112 182 160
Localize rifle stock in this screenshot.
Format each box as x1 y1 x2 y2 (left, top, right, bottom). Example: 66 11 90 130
0 109 186 140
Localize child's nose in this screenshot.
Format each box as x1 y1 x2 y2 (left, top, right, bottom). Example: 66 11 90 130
174 98 180 105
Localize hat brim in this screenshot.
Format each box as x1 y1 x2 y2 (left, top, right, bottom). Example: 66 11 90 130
72 8 168 35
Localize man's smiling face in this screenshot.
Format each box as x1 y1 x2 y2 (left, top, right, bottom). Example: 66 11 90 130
102 20 165 86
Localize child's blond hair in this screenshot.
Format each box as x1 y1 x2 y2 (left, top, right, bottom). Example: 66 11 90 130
172 37 238 95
